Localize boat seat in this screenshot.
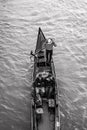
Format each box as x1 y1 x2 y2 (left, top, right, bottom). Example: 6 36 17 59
38 55 44 59
48 99 55 107
36 87 45 96
38 50 44 53
37 53 44 57
37 50 46 67
37 61 46 67
37 58 46 63
36 108 44 114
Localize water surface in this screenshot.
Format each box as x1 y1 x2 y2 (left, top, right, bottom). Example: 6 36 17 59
0 0 87 130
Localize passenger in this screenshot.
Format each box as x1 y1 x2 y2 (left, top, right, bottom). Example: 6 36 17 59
50 76 55 87
37 73 42 83
45 77 50 97
45 73 54 86
45 74 55 98
46 76 51 86
40 76 46 96
34 73 42 87
35 94 42 108
41 71 48 86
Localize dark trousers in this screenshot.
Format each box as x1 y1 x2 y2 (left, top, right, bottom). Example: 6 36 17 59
46 50 53 63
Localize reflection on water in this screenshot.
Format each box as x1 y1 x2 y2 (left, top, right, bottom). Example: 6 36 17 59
0 0 87 130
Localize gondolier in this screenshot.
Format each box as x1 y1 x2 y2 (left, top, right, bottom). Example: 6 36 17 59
30 38 57 63
44 38 57 63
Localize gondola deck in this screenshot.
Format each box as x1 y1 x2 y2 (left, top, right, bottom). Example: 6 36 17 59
30 28 60 130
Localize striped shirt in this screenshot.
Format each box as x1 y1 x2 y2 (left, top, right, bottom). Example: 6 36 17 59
45 41 57 50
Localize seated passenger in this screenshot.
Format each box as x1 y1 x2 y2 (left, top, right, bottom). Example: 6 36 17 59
46 76 51 86
45 74 55 98
35 94 43 117
50 76 55 87
35 94 42 108
34 73 42 87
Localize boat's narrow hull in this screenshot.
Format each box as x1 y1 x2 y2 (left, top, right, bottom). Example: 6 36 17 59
30 28 60 130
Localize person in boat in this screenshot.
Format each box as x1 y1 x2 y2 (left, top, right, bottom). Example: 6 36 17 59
43 38 57 64
45 73 55 86
50 75 55 87
34 73 45 96
34 73 42 87
46 74 55 98
35 94 42 108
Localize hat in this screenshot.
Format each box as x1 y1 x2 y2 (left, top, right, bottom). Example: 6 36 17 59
47 38 52 44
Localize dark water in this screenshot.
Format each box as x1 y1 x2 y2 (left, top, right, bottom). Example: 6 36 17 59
0 0 87 130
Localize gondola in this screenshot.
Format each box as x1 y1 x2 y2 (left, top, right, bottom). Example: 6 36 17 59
30 27 60 130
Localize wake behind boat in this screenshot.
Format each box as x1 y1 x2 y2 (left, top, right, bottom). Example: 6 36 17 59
30 28 60 130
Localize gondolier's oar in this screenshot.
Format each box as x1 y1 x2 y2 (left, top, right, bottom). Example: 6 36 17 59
30 47 45 58
30 42 46 58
